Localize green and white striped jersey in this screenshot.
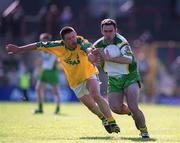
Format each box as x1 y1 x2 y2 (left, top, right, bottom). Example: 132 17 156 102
93 33 139 76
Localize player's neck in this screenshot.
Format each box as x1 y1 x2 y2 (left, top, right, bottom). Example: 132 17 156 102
65 44 76 51
106 39 114 44
105 36 116 44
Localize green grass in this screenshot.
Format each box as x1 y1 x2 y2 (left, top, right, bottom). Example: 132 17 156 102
0 102 180 143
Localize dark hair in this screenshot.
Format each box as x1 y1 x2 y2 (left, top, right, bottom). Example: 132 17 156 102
101 19 117 29
60 26 75 39
39 33 52 41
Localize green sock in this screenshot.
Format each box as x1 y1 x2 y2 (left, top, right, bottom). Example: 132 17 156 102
99 115 106 121
55 106 60 112
38 103 43 111
139 126 148 133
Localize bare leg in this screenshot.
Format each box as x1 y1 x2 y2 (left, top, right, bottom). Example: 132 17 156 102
87 78 120 133
79 93 120 133
34 81 45 113
125 83 147 129
52 85 60 113
79 94 105 118
108 92 131 115
87 78 113 119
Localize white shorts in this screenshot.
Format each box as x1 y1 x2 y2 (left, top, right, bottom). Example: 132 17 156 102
72 75 98 98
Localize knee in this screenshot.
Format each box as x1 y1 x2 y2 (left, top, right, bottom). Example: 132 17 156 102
90 90 101 102
53 90 59 96
109 104 122 114
93 94 101 102
36 86 41 93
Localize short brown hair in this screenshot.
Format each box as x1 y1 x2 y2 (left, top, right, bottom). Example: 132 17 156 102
101 18 117 29
39 33 52 41
60 26 75 39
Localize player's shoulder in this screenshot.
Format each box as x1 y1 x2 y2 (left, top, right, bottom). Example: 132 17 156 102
52 40 64 46
42 40 64 48
77 35 92 52
116 33 128 43
36 40 64 48
77 36 86 42
77 35 84 40
93 37 104 48
77 35 90 44
115 33 129 48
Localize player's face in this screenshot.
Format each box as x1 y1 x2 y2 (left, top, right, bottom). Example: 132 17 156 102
101 25 117 42
63 31 77 48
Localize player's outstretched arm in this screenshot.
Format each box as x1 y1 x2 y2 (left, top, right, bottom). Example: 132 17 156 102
6 43 37 55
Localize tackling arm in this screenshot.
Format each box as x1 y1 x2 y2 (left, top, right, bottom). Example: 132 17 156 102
6 43 37 55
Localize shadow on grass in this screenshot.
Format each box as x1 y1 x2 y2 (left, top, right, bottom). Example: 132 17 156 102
121 137 157 142
54 113 68 116
80 136 157 142
37 136 157 142
80 136 114 140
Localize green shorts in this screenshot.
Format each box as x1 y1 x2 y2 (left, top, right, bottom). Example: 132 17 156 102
108 71 141 93
39 69 59 85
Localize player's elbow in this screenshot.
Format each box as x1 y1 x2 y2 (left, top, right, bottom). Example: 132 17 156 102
127 59 132 64
123 55 132 64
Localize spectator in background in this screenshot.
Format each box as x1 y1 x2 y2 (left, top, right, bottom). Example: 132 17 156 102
46 4 60 37
137 51 150 102
138 30 153 44
0 61 7 85
59 6 73 27
171 56 180 96
27 1 60 38
157 61 175 97
1 0 25 42
137 52 150 79
7 67 19 87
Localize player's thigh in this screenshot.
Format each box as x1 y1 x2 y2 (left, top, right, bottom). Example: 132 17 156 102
108 92 124 110
125 82 140 110
36 80 46 91
87 76 101 98
52 84 59 96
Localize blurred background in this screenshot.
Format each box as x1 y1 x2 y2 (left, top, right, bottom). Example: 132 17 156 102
0 0 180 104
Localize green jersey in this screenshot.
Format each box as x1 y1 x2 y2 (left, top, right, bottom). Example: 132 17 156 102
93 33 139 77
94 33 141 93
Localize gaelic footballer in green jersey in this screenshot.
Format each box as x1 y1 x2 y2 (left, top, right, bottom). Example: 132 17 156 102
93 19 150 139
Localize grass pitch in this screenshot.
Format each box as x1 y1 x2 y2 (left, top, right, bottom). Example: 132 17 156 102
0 102 180 143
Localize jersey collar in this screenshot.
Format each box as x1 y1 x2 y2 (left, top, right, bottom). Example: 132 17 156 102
103 33 118 46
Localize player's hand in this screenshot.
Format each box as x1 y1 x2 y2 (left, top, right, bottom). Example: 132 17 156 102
99 49 111 61
6 44 20 55
91 48 101 55
88 52 102 65
88 53 96 63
